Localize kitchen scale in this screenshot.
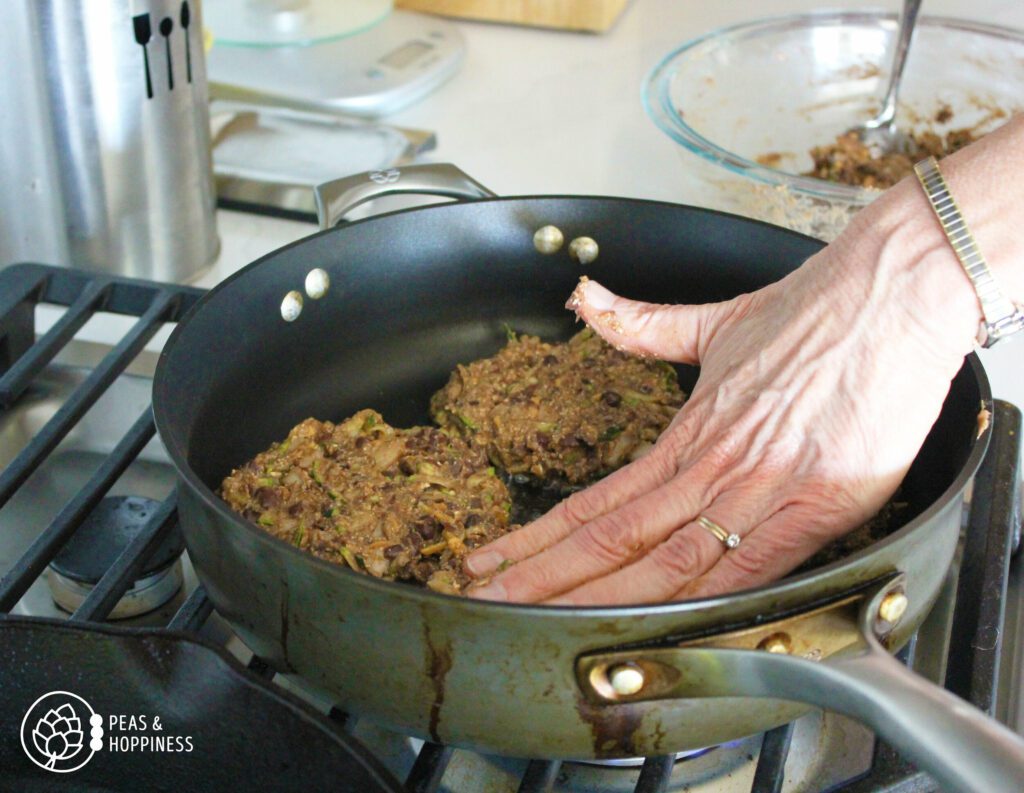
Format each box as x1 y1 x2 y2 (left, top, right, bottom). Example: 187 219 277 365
205 0 465 118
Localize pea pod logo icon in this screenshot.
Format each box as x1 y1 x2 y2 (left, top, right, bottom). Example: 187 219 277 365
20 692 100 773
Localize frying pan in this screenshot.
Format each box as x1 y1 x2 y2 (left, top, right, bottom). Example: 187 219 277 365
152 164 1024 792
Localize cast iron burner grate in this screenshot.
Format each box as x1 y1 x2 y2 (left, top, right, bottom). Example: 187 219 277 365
0 262 1019 793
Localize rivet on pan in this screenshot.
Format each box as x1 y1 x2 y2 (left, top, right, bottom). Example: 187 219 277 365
533 225 564 254
569 236 599 265
878 590 909 626
757 632 793 654
280 290 303 322
305 268 330 299
607 663 645 696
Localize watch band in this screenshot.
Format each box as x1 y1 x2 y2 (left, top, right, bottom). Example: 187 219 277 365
913 156 1024 347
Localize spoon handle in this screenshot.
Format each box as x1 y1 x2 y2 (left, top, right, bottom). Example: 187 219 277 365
876 0 923 127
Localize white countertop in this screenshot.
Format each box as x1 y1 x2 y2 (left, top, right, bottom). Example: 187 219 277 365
84 0 1024 407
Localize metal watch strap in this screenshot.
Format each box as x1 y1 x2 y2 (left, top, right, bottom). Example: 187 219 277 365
913 156 1024 347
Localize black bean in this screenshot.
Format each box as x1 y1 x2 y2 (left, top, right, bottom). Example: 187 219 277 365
536 432 551 449
414 562 435 581
384 544 404 559
354 436 368 450
399 458 417 475
542 355 558 365
602 390 622 407
415 518 441 540
639 384 653 394
254 487 279 509
464 513 481 528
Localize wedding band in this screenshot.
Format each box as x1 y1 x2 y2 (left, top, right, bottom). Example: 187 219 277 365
697 515 741 549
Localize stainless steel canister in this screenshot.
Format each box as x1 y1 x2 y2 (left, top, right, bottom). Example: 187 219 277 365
0 0 219 282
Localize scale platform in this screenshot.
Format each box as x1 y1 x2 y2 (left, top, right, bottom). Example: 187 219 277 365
206 10 465 118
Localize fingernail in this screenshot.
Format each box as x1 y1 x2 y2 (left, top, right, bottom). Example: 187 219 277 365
465 550 504 577
469 581 508 602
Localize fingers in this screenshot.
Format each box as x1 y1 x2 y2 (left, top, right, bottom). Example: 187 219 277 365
544 487 776 605
468 472 713 603
465 445 677 578
569 279 723 364
672 506 833 600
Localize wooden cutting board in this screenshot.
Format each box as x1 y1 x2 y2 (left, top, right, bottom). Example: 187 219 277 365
394 0 631 32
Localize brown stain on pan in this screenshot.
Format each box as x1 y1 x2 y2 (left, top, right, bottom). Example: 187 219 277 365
423 619 453 743
575 695 644 758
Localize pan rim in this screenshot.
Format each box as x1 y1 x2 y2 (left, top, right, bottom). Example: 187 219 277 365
153 195 993 618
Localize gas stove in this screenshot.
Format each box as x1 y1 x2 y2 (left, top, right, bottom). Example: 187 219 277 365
1 262 1022 792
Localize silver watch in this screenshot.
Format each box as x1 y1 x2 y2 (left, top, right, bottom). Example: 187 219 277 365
914 156 1024 347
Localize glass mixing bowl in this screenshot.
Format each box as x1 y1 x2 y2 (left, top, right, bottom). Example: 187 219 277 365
643 12 1024 240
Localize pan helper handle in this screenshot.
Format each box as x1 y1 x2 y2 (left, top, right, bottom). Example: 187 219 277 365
577 576 1024 793
314 163 495 229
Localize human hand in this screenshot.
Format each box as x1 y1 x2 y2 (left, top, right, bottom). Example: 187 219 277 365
465 182 980 605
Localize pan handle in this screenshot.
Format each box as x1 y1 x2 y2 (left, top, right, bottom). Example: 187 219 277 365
314 163 495 229
577 577 1024 793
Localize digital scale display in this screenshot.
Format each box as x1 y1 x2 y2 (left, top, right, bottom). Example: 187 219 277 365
207 12 465 117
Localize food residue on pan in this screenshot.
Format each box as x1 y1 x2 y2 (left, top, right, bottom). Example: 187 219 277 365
977 403 992 439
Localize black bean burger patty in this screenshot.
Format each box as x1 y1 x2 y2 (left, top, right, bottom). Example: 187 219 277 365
220 410 513 595
430 328 687 484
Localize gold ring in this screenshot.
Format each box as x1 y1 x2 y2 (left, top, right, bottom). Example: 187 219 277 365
697 515 741 549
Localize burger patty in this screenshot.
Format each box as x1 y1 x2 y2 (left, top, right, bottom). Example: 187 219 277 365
430 328 686 484
220 410 513 594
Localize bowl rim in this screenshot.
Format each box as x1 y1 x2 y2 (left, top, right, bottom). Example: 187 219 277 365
642 11 1024 203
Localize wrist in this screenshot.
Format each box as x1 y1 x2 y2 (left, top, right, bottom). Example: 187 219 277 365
826 114 1024 358
832 176 980 360
935 115 1024 307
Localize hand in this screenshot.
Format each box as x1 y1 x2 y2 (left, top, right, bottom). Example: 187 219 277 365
465 179 979 605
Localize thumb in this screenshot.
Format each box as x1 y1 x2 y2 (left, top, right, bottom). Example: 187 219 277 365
567 278 723 364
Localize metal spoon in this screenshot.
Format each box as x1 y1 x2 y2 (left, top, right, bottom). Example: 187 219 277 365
849 0 923 155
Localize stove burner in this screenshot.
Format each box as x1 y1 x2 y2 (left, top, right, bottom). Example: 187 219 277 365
47 496 184 619
570 745 719 767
